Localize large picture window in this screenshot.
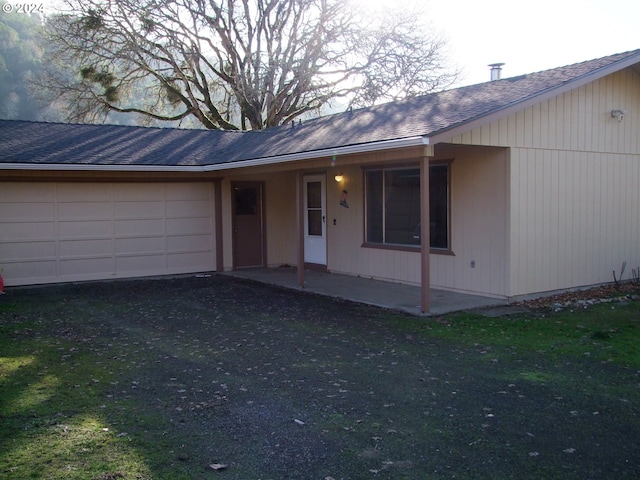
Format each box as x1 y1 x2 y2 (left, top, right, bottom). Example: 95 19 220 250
365 164 450 250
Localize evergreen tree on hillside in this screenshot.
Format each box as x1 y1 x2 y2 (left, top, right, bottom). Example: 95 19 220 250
0 2 45 120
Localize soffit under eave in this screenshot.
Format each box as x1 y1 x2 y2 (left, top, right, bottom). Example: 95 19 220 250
205 145 430 176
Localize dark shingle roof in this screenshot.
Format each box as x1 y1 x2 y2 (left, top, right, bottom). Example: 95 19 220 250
0 121 243 167
1 48 639 168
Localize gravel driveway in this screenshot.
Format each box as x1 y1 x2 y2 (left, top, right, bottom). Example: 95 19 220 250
3 275 639 479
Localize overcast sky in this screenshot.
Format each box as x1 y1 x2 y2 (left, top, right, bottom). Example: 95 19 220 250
415 0 640 86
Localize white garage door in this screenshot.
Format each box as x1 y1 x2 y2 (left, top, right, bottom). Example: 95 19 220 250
0 181 216 286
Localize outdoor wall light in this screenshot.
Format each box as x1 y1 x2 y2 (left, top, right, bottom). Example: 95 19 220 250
611 109 626 121
334 173 344 182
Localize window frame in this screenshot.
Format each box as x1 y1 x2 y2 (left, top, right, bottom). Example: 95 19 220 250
362 160 453 255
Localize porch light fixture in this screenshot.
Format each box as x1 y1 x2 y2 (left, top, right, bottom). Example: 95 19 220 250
611 109 626 121
334 173 344 182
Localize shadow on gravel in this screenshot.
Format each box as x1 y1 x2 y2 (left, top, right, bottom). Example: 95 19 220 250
1 275 639 479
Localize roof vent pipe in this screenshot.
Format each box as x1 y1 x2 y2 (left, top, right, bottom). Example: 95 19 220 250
489 63 505 81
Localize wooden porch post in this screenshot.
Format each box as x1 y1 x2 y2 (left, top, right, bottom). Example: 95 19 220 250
420 146 434 313
213 177 224 272
296 170 305 287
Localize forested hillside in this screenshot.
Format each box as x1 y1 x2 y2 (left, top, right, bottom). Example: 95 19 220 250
0 3 51 120
0 1 185 126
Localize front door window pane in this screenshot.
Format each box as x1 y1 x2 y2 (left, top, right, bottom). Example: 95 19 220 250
308 211 322 236
307 182 321 208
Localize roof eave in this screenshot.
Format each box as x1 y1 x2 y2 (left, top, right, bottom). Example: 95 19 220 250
201 136 430 171
0 136 430 173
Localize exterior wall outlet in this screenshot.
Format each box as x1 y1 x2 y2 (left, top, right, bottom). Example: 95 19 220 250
470 260 476 268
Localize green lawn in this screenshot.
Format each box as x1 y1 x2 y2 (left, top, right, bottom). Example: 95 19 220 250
414 300 640 368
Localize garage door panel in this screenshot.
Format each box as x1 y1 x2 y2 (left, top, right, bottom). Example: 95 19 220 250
166 200 211 217
0 202 54 219
167 234 211 253
114 183 164 201
166 182 210 200
115 236 164 255
0 240 56 259
114 218 164 236
0 221 55 241
166 217 211 235
58 202 112 220
114 201 164 218
167 251 213 268
115 254 166 273
0 181 215 286
59 220 113 238
9 260 57 280
59 257 114 277
0 182 54 201
57 183 112 201
59 239 113 257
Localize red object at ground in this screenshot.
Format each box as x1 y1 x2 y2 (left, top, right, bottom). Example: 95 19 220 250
0 273 4 293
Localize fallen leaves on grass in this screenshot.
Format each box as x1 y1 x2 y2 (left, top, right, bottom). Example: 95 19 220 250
93 473 125 480
515 283 639 311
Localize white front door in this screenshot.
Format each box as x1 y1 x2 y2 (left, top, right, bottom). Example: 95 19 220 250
303 174 327 265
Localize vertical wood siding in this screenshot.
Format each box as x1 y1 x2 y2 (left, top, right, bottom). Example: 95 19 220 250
449 69 639 153
264 172 297 266
431 146 508 296
508 149 640 296
448 68 640 296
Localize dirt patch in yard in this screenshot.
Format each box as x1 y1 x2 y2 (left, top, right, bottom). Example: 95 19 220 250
2 275 639 479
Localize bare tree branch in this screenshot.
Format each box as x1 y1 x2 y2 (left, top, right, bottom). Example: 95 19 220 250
40 0 458 130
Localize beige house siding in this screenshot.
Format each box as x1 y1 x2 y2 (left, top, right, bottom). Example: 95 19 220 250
431 145 508 297
447 68 640 153
215 145 508 297
0 181 216 286
447 67 640 297
508 148 640 296
218 148 425 272
324 164 417 283
265 172 298 266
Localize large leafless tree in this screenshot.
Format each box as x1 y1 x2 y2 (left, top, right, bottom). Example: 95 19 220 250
42 0 456 130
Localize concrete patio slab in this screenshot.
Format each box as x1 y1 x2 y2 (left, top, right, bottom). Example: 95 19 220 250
223 267 509 316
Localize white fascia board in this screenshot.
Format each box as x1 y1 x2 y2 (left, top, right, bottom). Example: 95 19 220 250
202 136 430 171
0 136 430 173
0 163 205 172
